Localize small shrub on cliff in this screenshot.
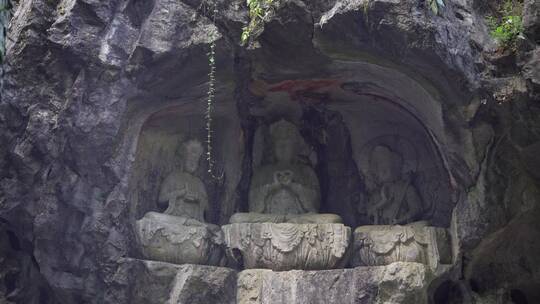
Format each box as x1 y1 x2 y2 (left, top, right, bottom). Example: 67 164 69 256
486 0 524 51
427 0 445 15
241 0 278 46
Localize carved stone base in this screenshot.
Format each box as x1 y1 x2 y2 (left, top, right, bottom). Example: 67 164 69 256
223 223 351 271
135 215 224 266
352 223 452 270
237 263 435 304
112 258 236 304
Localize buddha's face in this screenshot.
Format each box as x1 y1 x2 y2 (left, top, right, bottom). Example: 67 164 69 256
371 146 402 183
274 138 296 163
375 161 399 182
183 140 204 173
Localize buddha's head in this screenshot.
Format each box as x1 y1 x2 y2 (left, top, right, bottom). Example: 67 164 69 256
181 139 204 173
270 120 301 163
370 145 403 183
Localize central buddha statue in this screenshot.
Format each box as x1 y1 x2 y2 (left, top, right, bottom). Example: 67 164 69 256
230 119 342 224
223 120 350 271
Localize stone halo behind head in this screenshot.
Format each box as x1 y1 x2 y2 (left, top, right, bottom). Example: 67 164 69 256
269 119 301 142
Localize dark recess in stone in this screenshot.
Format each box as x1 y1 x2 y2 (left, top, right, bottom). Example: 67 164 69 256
125 0 155 27
4 272 17 296
300 106 364 227
39 287 52 304
469 279 480 293
6 230 21 251
433 281 464 304
510 289 529 304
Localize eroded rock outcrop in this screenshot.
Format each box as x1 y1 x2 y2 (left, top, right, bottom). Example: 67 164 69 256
0 0 539 303
112 259 236 304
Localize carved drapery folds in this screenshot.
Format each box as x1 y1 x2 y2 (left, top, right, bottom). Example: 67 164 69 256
352 223 452 271
224 223 350 271
136 214 224 265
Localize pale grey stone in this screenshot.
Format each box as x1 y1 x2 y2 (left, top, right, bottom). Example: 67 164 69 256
237 262 433 304
135 215 224 265
134 139 224 266
223 222 350 271
352 222 452 271
112 258 236 304
230 119 343 224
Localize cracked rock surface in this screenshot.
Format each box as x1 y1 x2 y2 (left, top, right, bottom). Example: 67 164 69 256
1 0 539 303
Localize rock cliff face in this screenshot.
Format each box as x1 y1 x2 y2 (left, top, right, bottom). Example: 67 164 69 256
0 0 539 303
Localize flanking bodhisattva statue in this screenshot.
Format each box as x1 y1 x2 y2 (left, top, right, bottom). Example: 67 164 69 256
223 120 350 271
134 139 223 266
353 145 451 271
364 145 423 225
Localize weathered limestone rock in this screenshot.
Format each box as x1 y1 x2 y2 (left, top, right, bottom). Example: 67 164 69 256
134 139 224 265
237 262 433 304
111 258 236 304
465 208 540 303
0 225 57 304
520 141 540 180
1 0 539 301
223 223 350 271
352 222 452 271
522 47 540 95
523 0 540 41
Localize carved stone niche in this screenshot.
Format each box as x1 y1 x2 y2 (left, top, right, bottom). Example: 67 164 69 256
352 222 452 271
331 92 454 227
223 119 351 271
128 105 242 266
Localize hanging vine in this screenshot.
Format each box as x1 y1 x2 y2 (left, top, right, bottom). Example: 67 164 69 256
204 1 223 180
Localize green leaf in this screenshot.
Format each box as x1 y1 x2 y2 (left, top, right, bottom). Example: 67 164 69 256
241 29 250 44
485 0 523 50
430 0 438 15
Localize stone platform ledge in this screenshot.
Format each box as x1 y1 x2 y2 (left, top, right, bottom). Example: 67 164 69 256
237 262 436 304
135 215 224 266
223 222 351 271
110 258 236 304
352 224 452 272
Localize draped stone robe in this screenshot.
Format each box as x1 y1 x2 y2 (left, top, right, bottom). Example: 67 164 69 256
248 162 320 215
158 171 208 222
